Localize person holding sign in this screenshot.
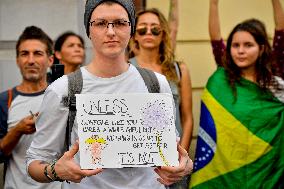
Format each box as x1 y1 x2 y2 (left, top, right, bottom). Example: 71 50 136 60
26 0 193 189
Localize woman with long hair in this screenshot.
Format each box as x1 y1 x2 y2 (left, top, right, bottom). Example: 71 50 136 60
129 8 193 154
190 1 284 188
129 7 193 189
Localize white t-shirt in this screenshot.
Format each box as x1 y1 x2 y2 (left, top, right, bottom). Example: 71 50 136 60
27 65 173 189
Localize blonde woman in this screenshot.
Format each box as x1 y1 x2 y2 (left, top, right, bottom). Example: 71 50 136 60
129 8 193 189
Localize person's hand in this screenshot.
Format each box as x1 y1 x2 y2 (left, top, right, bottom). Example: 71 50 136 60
16 115 36 135
54 141 103 183
154 144 193 186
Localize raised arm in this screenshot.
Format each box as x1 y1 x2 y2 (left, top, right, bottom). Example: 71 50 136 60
209 0 221 40
168 0 179 52
272 0 284 30
272 0 284 78
209 0 226 66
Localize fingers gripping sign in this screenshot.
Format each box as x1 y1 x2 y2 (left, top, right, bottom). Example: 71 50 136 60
54 140 103 183
154 144 193 186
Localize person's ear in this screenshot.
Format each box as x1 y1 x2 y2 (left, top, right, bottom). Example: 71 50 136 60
48 55 54 67
16 57 20 68
54 51 62 60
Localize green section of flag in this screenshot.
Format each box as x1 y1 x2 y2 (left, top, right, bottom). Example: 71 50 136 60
207 68 284 143
190 68 284 189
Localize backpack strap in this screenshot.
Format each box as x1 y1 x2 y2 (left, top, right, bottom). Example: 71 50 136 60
136 67 160 93
129 58 160 92
62 69 83 151
7 89 13 109
2 88 13 181
62 67 159 151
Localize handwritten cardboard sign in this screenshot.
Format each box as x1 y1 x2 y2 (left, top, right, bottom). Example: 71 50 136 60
76 93 179 169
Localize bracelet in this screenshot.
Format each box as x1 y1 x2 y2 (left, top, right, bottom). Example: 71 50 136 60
44 164 54 181
50 160 64 182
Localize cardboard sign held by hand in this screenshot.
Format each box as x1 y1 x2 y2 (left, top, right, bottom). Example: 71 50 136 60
76 93 179 169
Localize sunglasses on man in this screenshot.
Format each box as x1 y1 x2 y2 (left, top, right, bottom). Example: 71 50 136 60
136 27 162 36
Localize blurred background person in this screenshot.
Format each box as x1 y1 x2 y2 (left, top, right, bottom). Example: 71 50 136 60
208 0 284 79
129 5 193 152
0 25 61 189
129 6 193 189
47 31 85 83
53 31 85 76
190 0 284 188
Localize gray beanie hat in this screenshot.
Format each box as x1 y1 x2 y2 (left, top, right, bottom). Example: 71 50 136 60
84 0 136 37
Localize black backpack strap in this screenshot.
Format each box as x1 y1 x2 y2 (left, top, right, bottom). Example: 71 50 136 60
61 69 83 151
136 67 160 93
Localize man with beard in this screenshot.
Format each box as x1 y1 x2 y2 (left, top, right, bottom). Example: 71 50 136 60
0 26 61 189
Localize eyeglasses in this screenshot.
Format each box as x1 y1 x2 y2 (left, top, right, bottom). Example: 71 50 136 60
136 27 162 36
89 19 130 31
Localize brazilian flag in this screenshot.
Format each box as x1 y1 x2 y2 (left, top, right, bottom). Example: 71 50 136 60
190 68 284 189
